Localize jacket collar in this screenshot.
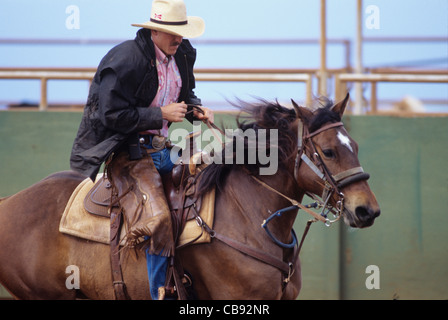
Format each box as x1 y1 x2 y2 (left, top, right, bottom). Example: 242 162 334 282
135 28 195 61
135 28 156 62
134 28 195 102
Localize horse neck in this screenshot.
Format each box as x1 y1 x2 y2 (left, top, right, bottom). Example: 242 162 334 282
219 166 303 245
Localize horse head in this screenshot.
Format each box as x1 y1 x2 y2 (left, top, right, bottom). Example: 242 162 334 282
196 94 380 229
291 93 380 228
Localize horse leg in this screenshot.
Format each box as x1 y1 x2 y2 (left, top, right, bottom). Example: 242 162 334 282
179 169 303 300
180 240 295 299
178 203 286 298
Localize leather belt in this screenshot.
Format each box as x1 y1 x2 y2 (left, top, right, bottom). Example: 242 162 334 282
139 135 172 151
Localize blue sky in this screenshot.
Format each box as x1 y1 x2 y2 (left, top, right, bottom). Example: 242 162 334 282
0 0 447 111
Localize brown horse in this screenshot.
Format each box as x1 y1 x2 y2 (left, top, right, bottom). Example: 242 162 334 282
0 94 380 299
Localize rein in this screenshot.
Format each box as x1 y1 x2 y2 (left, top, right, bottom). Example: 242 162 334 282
256 120 370 253
191 107 371 290
186 104 225 144
295 120 370 224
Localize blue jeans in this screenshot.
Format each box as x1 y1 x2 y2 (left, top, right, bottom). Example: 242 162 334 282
149 147 176 175
143 140 177 299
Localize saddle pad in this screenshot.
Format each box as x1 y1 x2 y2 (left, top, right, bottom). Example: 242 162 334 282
59 176 215 247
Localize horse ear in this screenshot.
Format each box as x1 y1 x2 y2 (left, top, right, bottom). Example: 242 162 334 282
291 99 301 116
291 99 313 123
331 92 350 117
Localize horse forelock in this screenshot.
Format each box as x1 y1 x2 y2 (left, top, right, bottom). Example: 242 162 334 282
236 98 297 138
307 97 341 133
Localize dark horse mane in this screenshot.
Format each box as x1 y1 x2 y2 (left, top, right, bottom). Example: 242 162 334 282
196 97 340 196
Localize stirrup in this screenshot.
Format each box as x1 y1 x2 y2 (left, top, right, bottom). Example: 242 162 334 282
157 287 166 300
158 286 178 300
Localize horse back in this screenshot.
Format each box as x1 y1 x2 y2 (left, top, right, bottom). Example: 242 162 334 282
0 170 85 212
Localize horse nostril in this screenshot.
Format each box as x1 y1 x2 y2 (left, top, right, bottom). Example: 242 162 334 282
355 206 380 222
374 209 381 218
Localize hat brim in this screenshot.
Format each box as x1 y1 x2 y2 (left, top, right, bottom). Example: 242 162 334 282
132 16 204 38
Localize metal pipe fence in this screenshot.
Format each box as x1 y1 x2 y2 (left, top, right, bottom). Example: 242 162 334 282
334 73 448 113
0 68 314 111
1 67 447 113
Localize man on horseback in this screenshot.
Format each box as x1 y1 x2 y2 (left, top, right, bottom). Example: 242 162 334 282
70 0 212 300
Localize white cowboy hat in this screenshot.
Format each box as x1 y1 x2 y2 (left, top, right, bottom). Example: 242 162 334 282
132 0 205 38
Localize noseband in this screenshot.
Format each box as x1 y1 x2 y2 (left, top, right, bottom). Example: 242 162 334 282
196 115 371 290
257 119 371 251
294 120 370 223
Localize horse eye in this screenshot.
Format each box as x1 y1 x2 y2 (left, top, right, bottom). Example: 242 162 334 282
322 149 335 159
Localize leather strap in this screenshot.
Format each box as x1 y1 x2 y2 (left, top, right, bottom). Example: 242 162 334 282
171 255 189 300
332 166 364 182
296 220 313 257
213 232 291 274
110 208 129 300
304 122 344 139
250 175 328 223
186 104 225 144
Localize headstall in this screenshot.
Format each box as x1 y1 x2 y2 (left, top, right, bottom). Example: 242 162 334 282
259 119 370 249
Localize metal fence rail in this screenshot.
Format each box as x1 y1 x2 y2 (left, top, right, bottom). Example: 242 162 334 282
1 67 447 113
334 73 448 113
0 68 314 111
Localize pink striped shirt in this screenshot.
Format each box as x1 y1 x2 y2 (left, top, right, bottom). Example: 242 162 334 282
144 42 182 137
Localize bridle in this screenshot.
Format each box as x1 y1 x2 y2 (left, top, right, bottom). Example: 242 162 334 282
293 120 371 225
246 119 371 287
192 108 371 290
254 120 371 241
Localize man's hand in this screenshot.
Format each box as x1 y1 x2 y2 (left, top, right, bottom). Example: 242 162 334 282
193 106 214 123
161 102 188 122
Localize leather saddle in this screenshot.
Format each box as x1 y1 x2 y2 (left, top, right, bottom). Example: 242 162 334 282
84 177 115 217
83 151 209 247
77 131 210 300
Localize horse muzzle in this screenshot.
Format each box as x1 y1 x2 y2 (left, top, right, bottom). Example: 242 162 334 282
344 204 381 228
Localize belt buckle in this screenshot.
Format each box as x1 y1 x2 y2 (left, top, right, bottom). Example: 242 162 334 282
151 135 167 150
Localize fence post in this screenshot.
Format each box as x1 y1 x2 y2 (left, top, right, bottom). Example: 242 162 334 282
39 77 48 111
370 81 377 113
334 74 341 101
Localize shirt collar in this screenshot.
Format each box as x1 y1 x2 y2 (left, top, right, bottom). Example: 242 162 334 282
153 41 170 65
